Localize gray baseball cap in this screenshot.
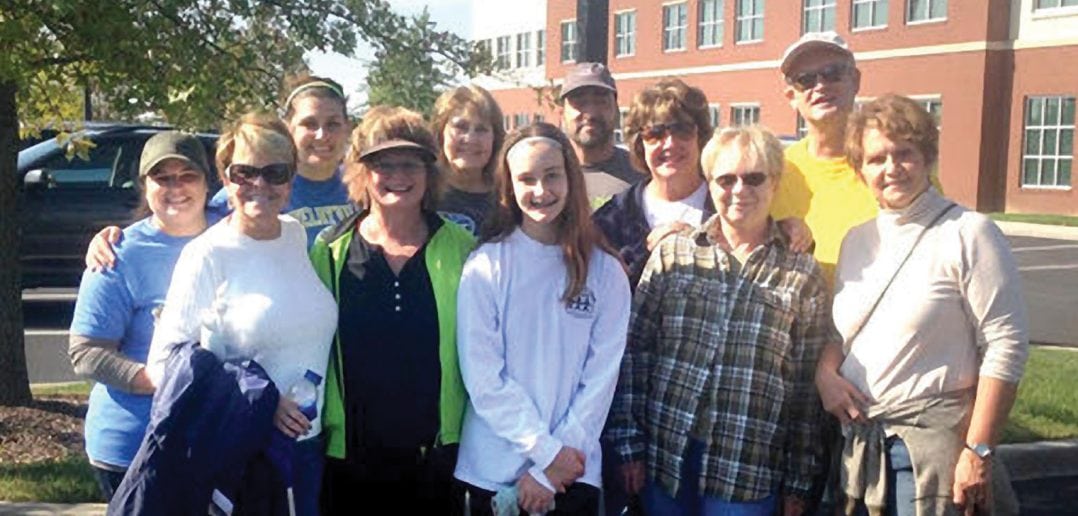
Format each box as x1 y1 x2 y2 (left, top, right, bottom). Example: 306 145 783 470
139 131 211 178
560 62 617 100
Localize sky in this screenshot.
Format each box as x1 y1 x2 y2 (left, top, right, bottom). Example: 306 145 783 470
306 0 473 111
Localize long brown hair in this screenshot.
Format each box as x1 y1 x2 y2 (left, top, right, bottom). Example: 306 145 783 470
481 123 616 303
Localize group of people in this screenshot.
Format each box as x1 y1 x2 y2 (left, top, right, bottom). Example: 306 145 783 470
68 30 1029 516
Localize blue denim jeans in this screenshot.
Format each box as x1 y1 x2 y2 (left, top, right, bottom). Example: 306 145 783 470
885 437 915 516
642 439 777 516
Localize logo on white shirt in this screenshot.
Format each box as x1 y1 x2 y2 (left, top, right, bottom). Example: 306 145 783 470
566 287 597 319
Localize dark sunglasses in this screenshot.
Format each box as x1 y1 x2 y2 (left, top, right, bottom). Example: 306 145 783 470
714 172 769 189
641 121 696 143
787 63 850 91
226 163 293 186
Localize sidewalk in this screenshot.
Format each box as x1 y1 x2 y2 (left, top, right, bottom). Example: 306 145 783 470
4 441 1078 515
994 220 1078 241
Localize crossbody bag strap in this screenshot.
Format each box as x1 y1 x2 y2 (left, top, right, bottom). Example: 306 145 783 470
842 203 958 354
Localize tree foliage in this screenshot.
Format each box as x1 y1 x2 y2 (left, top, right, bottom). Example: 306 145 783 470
0 0 479 405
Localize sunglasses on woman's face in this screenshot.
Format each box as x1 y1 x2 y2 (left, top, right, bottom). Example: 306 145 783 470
641 121 696 144
226 163 293 186
714 171 769 189
787 63 850 92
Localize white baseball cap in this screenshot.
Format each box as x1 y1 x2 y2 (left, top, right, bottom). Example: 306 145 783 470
781 31 854 75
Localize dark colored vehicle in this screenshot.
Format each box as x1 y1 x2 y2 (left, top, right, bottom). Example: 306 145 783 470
16 125 218 288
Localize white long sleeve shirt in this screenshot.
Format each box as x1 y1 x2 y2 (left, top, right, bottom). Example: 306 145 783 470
454 228 631 492
833 189 1029 408
148 216 338 438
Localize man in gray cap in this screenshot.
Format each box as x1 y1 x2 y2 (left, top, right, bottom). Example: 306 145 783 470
558 62 641 204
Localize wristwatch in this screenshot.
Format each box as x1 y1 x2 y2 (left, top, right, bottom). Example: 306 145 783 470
966 442 994 460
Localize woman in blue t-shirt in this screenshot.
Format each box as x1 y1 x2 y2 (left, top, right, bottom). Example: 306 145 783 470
69 131 214 501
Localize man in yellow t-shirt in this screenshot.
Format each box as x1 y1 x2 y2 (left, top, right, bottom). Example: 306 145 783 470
771 32 876 286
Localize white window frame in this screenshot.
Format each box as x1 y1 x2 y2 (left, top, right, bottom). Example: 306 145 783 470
709 103 722 128
495 35 512 69
536 30 546 66
796 113 808 139
516 33 532 68
1021 95 1075 190
513 113 529 129
615 107 629 144
614 10 637 57
906 0 947 25
698 0 725 49
730 103 761 126
802 0 837 34
1034 0 1078 12
662 2 689 52
736 0 765 44
561 20 578 63
852 0 888 31
907 94 943 129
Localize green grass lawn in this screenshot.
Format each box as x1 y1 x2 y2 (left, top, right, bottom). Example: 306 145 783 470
3 350 1076 503
1002 347 1078 443
989 212 1078 227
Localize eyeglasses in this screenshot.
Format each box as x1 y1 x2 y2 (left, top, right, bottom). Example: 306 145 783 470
370 159 426 176
641 121 696 143
714 172 769 189
787 63 850 92
226 163 293 186
148 171 203 187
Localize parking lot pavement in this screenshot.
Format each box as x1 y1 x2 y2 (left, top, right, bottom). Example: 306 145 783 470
1006 235 1078 346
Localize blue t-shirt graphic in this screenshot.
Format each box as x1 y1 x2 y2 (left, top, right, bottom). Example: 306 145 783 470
70 218 198 468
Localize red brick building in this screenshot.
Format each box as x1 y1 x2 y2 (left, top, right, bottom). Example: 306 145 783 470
476 0 1078 214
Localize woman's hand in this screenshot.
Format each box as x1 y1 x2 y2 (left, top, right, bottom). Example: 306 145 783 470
953 448 992 515
86 226 122 271
777 218 814 253
815 367 869 425
646 222 691 252
517 472 555 514
620 460 646 495
273 396 311 439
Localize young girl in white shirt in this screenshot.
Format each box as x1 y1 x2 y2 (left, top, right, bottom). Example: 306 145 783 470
453 123 631 515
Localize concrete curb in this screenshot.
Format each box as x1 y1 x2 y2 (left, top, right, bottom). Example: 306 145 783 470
994 220 1078 241
0 503 105 515
998 439 1078 481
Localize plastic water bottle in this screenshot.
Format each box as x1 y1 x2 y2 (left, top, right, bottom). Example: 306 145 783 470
287 369 322 421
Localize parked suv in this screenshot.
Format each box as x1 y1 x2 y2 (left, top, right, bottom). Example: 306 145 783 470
16 124 218 288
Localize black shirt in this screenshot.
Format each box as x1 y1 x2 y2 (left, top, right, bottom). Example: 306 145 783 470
337 213 444 452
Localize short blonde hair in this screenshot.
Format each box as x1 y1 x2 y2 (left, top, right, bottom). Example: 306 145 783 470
344 105 441 210
700 126 785 182
623 78 712 173
846 94 939 174
215 111 297 184
430 84 506 184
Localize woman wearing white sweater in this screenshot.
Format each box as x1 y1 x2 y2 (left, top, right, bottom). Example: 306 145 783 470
147 112 337 516
816 95 1028 516
454 123 631 515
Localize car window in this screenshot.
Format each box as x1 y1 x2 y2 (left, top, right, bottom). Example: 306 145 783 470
39 139 125 189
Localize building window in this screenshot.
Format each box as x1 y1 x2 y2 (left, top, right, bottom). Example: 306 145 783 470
730 104 760 126
536 30 546 66
614 11 636 57
1022 96 1074 188
907 0 946 23
796 113 808 138
513 113 529 129
736 0 765 43
853 0 888 29
803 0 836 33
503 115 511 130
919 97 943 128
698 0 724 48
1036 0 1078 9
533 113 545 123
515 33 532 68
663 3 689 52
560 20 578 63
615 107 628 144
709 104 722 128
495 35 512 69
476 39 492 65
